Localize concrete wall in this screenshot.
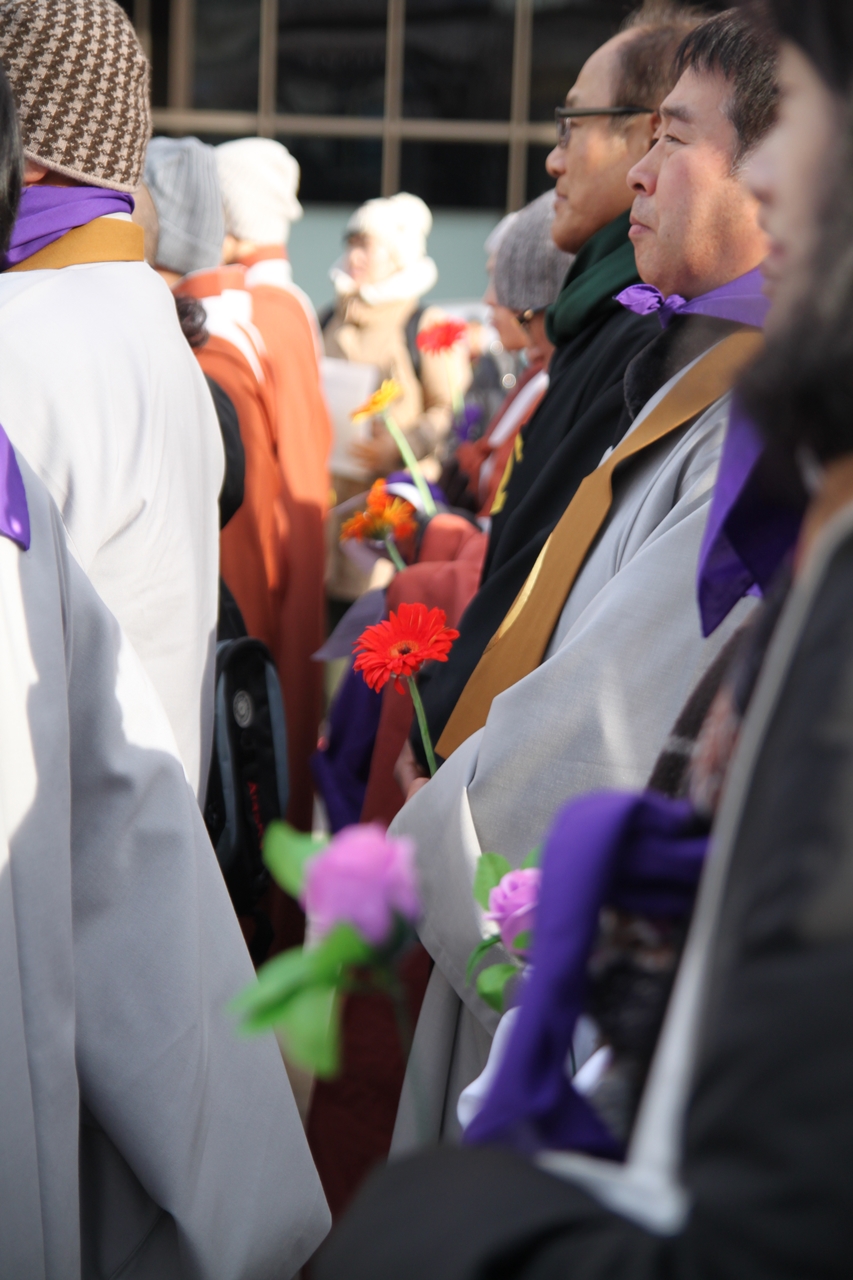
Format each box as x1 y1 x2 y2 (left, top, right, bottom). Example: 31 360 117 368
288 204 503 314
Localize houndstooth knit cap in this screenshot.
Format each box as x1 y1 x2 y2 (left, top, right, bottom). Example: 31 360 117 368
144 136 225 275
494 190 574 314
0 0 151 192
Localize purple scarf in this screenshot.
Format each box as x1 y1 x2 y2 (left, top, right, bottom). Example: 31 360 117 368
0 424 30 551
619 268 803 636
615 268 769 330
2 185 135 271
464 791 707 1154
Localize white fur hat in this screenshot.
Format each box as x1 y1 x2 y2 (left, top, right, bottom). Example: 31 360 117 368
345 192 433 269
216 137 303 246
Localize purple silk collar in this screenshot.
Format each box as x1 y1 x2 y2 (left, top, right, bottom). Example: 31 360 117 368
2 185 135 271
465 790 708 1155
615 266 769 330
620 267 803 634
0 424 30 551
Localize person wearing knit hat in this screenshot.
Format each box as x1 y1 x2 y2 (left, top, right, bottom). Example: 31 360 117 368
144 135 225 279
206 136 332 839
450 191 573 518
218 136 303 247
0 0 224 810
323 190 473 601
0 46 331 1280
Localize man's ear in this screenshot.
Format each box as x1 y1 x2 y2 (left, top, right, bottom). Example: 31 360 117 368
23 159 49 185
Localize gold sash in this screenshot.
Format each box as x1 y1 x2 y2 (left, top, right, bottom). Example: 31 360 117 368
7 217 144 272
436 329 764 759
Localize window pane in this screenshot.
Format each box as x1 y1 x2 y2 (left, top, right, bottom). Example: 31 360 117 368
149 0 170 108
277 0 387 117
526 145 555 203
194 0 260 111
404 0 514 122
530 0 627 122
400 141 507 210
278 136 382 205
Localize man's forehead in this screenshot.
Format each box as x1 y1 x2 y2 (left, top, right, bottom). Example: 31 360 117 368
660 66 733 131
566 33 630 106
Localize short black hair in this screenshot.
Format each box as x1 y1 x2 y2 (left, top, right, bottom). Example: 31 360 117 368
674 10 779 164
758 0 853 96
0 61 22 257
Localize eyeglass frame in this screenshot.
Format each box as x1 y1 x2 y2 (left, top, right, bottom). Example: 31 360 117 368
555 106 655 149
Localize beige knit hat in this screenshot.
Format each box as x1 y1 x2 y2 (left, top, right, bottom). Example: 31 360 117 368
0 0 151 192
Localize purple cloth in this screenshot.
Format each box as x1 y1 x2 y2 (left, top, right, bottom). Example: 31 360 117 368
311 663 383 832
696 399 805 636
615 267 769 330
464 790 708 1156
2 184 135 270
0 424 30 551
312 589 387 662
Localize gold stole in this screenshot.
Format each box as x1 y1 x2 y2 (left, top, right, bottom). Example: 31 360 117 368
436 330 764 759
7 217 144 271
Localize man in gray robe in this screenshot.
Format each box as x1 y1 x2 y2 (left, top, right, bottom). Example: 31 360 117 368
391 12 777 1151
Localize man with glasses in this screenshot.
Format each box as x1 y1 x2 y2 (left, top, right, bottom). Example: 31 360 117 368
387 5 775 1159
405 4 701 781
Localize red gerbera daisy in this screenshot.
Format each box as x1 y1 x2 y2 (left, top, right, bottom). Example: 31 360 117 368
353 603 459 694
416 319 468 355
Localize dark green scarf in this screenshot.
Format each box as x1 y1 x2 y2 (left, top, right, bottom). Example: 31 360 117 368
546 209 639 345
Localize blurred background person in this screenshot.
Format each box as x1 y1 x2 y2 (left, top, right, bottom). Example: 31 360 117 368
323 191 473 605
217 137 333 836
446 190 573 518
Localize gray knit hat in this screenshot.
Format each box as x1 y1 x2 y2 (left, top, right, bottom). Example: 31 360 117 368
494 191 574 314
144 136 225 276
0 0 151 192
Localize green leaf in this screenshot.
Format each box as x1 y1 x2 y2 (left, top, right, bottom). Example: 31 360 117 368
309 923 374 978
230 946 315 1018
476 963 519 1014
263 821 327 896
465 934 502 984
473 853 512 909
511 930 533 955
231 924 373 1030
522 846 541 870
274 985 341 1078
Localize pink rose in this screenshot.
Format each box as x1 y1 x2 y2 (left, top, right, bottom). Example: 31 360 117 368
485 868 541 955
302 823 421 946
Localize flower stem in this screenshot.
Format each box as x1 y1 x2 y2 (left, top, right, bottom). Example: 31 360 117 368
408 677 438 777
381 412 437 517
383 534 407 573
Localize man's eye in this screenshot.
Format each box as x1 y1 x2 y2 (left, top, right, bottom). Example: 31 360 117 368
664 133 683 144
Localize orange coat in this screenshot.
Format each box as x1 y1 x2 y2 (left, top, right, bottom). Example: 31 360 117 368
240 249 332 833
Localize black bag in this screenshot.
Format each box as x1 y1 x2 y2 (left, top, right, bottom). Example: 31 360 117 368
204 637 290 963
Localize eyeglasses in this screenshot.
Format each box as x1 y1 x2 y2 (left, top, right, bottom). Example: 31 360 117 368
515 308 540 331
555 106 655 149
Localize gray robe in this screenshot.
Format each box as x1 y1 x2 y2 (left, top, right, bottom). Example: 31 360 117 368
390 357 754 1153
0 456 329 1278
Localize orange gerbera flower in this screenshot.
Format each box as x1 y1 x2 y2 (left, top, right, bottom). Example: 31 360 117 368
351 379 403 423
353 603 459 693
416 319 468 355
340 480 418 543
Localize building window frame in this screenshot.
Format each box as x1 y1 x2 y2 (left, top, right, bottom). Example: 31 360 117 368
135 0 554 210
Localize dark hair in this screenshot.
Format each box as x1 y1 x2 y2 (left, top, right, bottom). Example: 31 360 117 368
174 295 209 350
674 10 779 164
759 0 853 96
0 61 22 257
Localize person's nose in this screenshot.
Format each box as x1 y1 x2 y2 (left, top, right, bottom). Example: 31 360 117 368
546 144 565 179
628 146 658 196
743 133 774 208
